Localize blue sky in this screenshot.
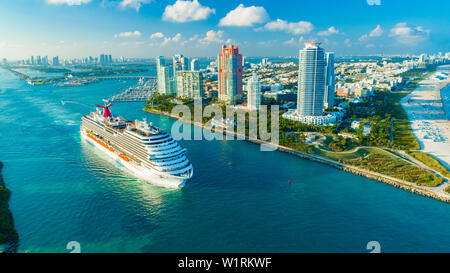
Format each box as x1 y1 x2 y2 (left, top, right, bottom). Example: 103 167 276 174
0 0 449 59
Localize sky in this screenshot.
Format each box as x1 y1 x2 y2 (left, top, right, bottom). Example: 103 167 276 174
0 0 449 60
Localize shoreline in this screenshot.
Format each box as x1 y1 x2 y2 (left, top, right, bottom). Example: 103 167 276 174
143 107 450 204
401 65 450 170
0 162 19 253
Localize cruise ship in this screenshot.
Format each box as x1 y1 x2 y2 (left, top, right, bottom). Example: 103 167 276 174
81 103 193 188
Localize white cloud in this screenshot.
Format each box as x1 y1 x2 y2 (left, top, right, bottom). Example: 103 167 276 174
161 33 182 46
358 34 369 42
359 25 383 41
114 30 142 38
389 22 429 46
162 0 215 23
317 26 339 36
366 44 376 48
369 24 383 37
367 0 381 5
344 38 352 47
46 0 92 5
218 4 269 27
262 19 314 35
181 34 200 46
283 36 308 47
119 0 151 12
150 32 164 39
199 30 224 44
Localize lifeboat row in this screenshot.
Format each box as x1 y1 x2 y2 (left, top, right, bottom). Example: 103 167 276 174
87 133 114 152
118 153 129 162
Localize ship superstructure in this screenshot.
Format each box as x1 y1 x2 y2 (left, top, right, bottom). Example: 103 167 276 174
81 103 193 188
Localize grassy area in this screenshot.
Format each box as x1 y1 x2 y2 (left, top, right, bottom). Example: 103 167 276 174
311 146 369 161
341 149 443 187
407 151 450 178
0 162 18 245
392 118 420 150
311 146 442 186
445 185 450 194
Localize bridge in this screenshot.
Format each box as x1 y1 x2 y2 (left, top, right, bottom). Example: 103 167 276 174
106 77 157 102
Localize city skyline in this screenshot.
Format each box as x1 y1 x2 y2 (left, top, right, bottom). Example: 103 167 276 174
1 0 449 60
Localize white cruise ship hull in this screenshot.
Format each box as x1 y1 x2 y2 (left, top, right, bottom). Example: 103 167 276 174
81 129 189 189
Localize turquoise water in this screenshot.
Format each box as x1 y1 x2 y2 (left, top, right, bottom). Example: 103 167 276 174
1 67 450 253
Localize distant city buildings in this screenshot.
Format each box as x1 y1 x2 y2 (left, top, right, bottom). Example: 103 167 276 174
99 54 112 65
218 45 243 105
190 58 199 71
52 56 59 66
246 71 261 111
176 71 204 99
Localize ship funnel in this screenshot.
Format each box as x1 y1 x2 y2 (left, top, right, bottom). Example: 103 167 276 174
96 102 113 118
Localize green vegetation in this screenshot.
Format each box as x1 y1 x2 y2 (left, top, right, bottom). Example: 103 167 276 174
407 151 450 178
327 136 356 152
397 65 437 79
341 149 443 187
66 68 148 77
0 162 18 245
445 185 450 194
29 67 71 73
312 146 369 161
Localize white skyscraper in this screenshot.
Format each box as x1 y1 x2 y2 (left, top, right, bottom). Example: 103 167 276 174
324 52 335 108
247 72 261 111
176 71 204 99
282 42 337 125
156 56 173 95
297 43 326 116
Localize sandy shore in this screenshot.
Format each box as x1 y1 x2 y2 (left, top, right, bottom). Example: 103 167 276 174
401 65 450 169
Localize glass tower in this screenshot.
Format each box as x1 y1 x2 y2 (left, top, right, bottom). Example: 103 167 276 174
297 43 326 116
324 52 335 108
247 72 261 111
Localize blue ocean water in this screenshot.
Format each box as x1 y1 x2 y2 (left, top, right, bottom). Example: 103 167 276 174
441 84 450 120
1 67 450 253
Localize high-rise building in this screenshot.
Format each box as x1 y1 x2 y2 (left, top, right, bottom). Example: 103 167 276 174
30 56 35 65
218 45 243 105
283 42 337 125
176 71 204 99
324 52 335 108
190 58 199 71
36 56 42 65
297 43 326 116
42 56 48 66
156 56 173 96
100 54 105 65
173 54 189 76
52 56 60 66
2 58 7 66
246 72 261 111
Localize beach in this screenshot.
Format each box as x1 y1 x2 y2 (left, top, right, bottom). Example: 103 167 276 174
401 65 450 170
